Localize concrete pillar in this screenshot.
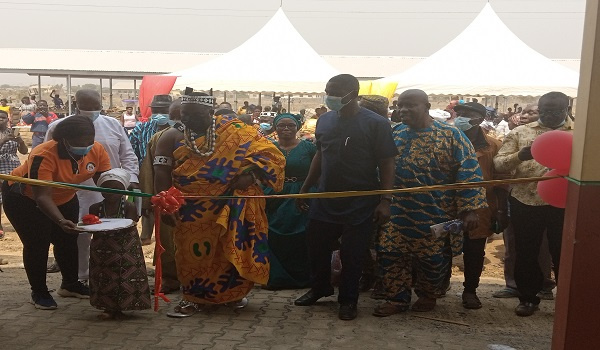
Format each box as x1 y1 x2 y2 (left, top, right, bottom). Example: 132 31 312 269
552 1 600 349
67 75 72 115
109 78 113 108
99 79 103 109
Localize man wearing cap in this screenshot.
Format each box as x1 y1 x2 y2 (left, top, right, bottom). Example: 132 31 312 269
44 89 140 281
453 102 509 309
359 95 389 118
129 94 173 244
374 89 487 317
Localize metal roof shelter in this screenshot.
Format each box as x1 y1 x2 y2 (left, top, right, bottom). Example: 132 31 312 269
0 48 219 113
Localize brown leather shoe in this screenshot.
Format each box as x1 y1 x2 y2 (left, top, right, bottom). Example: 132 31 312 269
412 297 436 312
373 301 410 317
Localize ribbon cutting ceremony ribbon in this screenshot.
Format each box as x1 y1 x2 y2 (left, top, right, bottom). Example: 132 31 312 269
0 173 563 311
0 173 561 200
150 188 184 311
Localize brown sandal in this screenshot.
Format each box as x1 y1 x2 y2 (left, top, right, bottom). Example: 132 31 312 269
373 301 410 317
412 297 436 312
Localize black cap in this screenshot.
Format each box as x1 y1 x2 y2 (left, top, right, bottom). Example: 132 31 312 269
454 102 487 117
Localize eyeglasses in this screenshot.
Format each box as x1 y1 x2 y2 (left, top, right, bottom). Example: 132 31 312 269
276 124 296 130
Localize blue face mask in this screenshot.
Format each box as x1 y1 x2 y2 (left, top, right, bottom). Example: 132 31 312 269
66 141 93 156
153 114 170 126
259 122 272 131
325 91 355 112
79 110 101 121
453 116 475 131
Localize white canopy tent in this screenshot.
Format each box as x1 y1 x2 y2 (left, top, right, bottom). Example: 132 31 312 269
383 4 579 96
170 8 339 93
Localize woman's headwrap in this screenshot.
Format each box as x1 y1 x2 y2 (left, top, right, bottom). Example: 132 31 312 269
97 168 131 190
273 113 301 129
52 115 95 141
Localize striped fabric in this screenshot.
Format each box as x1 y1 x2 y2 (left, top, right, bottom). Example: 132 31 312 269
128 119 158 167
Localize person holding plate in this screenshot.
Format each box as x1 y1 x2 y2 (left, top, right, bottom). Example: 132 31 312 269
2 116 111 310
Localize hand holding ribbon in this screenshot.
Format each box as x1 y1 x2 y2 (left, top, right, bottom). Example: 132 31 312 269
150 187 184 311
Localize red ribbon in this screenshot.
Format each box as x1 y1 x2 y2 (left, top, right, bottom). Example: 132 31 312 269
150 187 184 311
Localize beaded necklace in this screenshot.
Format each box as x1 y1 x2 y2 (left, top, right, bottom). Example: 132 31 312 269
183 116 216 157
99 197 126 219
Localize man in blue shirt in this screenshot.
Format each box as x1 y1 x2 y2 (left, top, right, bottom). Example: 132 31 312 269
294 74 398 320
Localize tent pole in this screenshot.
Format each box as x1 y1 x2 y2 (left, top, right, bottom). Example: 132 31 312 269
109 78 113 109
258 92 262 107
234 92 238 111
224 91 227 103
37 75 41 102
287 94 291 112
133 79 137 100
67 75 72 116
99 79 103 109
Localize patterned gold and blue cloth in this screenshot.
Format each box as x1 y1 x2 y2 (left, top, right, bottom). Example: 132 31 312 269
377 120 487 304
172 115 285 305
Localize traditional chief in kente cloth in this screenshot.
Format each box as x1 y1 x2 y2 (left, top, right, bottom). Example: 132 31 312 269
374 89 487 317
153 88 285 317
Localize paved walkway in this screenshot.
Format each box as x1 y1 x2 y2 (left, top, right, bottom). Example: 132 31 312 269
0 260 553 350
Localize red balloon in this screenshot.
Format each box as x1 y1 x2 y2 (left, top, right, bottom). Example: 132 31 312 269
531 130 573 171
537 169 568 208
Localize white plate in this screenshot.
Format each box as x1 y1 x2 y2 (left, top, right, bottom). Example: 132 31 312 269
78 218 134 232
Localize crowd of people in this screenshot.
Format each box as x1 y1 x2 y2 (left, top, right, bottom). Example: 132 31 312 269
0 73 572 322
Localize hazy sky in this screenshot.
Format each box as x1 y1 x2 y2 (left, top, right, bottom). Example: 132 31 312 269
1 0 586 85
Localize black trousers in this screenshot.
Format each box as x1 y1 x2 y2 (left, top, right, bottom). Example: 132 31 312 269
2 182 80 293
510 197 564 304
306 217 373 305
462 232 487 294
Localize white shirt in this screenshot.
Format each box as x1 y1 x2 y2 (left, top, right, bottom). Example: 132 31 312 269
494 120 510 137
45 114 140 182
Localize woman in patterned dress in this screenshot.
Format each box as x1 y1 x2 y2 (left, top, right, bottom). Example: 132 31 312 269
0 110 28 238
88 168 150 319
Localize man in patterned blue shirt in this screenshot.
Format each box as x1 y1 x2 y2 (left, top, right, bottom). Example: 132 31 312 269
374 89 487 317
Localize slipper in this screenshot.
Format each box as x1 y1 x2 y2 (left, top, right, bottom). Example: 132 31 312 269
46 262 61 273
412 297 436 312
373 301 409 317
166 300 200 318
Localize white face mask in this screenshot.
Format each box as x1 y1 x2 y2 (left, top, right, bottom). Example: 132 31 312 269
78 110 101 121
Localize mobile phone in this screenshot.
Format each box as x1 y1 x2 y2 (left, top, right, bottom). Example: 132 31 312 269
11 128 19 137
